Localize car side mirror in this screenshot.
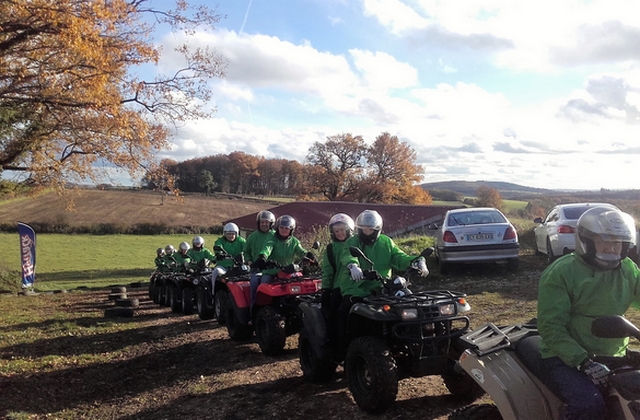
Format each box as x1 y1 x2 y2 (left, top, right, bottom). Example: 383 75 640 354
533 217 543 224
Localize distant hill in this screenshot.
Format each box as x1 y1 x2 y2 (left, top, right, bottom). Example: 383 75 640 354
421 180 554 199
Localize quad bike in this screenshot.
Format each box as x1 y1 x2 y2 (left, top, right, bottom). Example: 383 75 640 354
451 315 640 420
153 271 175 307
196 246 251 322
298 246 480 414
224 248 321 356
167 259 212 315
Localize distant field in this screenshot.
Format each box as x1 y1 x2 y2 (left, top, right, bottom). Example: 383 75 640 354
0 189 273 229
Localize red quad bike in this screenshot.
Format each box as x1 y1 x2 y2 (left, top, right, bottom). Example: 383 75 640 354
450 315 640 420
168 259 212 315
297 246 481 414
224 250 321 356
196 246 251 323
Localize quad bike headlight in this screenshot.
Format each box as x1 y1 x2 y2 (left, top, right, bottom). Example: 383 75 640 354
289 285 301 294
439 303 455 315
401 308 418 320
192 278 199 286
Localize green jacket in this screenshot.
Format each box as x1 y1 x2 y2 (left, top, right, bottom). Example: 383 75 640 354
187 247 216 265
321 240 350 290
243 230 274 263
171 252 192 273
156 254 177 272
337 234 415 298
213 236 246 268
258 235 307 276
538 253 640 368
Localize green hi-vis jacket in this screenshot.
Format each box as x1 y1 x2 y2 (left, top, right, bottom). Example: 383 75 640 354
338 234 415 298
171 252 192 272
187 247 216 267
243 230 274 263
213 236 247 268
258 234 307 276
321 240 350 291
538 253 640 368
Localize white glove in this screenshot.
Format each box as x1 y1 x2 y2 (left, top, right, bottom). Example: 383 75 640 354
579 359 610 387
348 263 363 281
411 257 429 277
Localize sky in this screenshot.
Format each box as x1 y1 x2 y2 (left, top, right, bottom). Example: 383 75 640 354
151 0 640 191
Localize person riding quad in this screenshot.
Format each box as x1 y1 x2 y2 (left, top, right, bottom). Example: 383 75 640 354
335 209 429 359
321 213 355 349
244 210 276 265
249 214 311 319
537 207 640 420
159 244 177 272
211 223 247 285
186 235 215 270
154 247 165 270
173 241 193 273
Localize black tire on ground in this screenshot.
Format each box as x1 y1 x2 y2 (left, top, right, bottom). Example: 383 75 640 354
182 288 194 315
104 307 135 318
506 258 519 273
299 329 337 383
148 282 156 300
116 298 140 308
225 302 253 341
442 372 485 399
170 286 182 313
255 306 287 356
345 336 398 414
546 238 556 264
160 285 170 307
448 404 503 420
197 289 216 320
108 293 127 301
214 291 228 325
111 286 126 293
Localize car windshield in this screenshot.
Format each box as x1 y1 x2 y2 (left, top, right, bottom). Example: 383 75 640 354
448 211 506 226
563 206 596 220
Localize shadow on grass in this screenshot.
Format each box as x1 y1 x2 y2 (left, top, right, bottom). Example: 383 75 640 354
38 268 152 282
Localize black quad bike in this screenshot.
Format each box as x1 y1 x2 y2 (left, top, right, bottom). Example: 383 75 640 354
196 246 251 322
224 249 321 356
298 246 481 414
451 315 640 420
167 259 212 315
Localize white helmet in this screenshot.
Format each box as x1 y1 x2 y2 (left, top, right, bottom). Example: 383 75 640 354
179 241 190 252
192 236 205 249
355 210 383 245
576 207 636 269
165 244 175 255
224 223 239 235
328 213 355 242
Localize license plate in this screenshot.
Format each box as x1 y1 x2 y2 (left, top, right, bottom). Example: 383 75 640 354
467 233 493 241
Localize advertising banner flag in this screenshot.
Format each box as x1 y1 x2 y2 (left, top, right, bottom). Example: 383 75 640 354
18 222 36 288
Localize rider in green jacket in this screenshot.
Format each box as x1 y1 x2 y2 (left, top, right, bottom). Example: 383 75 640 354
211 223 247 285
186 236 215 270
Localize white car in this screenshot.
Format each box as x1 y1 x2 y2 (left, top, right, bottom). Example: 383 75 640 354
434 207 520 274
533 202 619 263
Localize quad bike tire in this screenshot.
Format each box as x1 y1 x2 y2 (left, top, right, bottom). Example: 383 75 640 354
299 328 337 383
448 404 502 420
116 298 139 308
214 290 228 325
148 281 156 300
224 301 253 341
345 336 398 414
170 286 182 313
255 306 287 356
104 307 135 318
197 289 216 320
182 288 194 315
442 371 485 399
160 285 170 307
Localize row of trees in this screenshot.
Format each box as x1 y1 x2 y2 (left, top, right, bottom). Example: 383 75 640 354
145 132 433 204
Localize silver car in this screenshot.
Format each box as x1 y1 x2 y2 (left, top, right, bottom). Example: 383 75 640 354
434 207 519 274
533 202 618 263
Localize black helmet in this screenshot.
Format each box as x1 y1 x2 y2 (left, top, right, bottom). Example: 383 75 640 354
275 214 296 240
355 210 383 245
575 207 636 269
328 213 355 242
256 210 276 231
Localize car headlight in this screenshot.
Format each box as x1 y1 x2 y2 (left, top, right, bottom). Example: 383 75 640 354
401 308 418 320
289 285 301 294
439 303 455 315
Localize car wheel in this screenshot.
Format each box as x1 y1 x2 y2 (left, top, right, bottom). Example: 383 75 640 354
346 336 398 414
546 238 556 264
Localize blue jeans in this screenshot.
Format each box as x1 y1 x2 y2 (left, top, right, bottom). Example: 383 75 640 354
539 356 606 420
249 272 273 314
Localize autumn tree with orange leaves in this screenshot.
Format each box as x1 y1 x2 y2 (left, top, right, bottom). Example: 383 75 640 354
475 185 504 210
0 0 226 190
